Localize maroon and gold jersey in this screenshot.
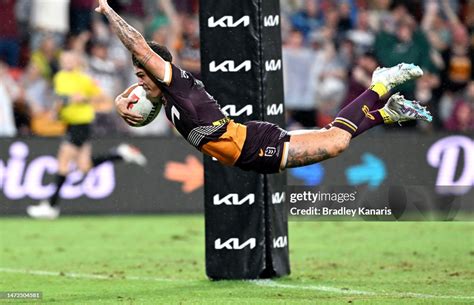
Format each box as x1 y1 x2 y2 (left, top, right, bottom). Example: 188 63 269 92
159 62 229 149
158 62 290 173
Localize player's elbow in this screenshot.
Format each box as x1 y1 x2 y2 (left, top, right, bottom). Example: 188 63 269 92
128 41 148 60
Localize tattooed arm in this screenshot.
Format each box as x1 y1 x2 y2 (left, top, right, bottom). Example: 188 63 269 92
95 0 167 82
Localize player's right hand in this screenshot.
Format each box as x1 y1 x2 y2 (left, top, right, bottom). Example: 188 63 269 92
115 95 144 126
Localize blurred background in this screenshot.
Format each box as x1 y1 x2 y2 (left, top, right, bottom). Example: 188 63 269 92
1 3 472 301
0 0 473 138
0 0 473 217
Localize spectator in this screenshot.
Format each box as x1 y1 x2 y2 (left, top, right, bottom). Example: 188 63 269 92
66 31 91 57
444 82 474 131
337 0 355 33
145 0 182 62
465 0 474 36
12 90 32 136
283 29 319 128
87 39 119 98
178 15 201 78
311 27 347 126
69 0 95 35
29 34 61 82
0 0 20 67
346 9 375 54
173 0 199 14
20 62 53 115
422 1 451 54
0 0 472 136
290 0 324 41
109 0 146 33
90 19 134 91
367 0 392 33
374 13 436 98
0 61 19 136
86 39 123 136
14 0 32 45
440 23 473 93
341 51 379 109
30 0 70 51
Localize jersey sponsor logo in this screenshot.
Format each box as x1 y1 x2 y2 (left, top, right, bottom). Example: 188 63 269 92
265 59 281 71
362 105 375 120
180 69 189 79
215 238 256 250
264 15 279 27
265 147 277 157
273 236 288 248
221 104 253 117
212 117 230 126
171 105 180 126
271 192 285 204
266 103 284 115
213 193 255 205
209 60 252 73
208 15 250 28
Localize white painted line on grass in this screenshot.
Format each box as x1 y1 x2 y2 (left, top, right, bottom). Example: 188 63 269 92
0 267 188 282
252 280 375 296
1 267 473 301
252 279 474 300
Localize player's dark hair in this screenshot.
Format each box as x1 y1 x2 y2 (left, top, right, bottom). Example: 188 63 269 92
132 41 173 68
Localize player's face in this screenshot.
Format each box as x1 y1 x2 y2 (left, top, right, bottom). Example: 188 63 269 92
134 66 162 98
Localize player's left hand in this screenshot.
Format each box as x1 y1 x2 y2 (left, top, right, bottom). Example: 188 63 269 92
95 0 110 14
115 95 144 126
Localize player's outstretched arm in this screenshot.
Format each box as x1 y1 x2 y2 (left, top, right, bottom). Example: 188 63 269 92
95 0 167 82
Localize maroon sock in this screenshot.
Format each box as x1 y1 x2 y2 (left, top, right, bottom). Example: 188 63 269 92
352 109 384 138
332 89 380 135
372 97 387 110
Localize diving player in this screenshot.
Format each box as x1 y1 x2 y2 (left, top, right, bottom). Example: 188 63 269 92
96 0 432 174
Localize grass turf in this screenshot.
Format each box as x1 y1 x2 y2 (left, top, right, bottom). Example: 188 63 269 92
0 216 473 304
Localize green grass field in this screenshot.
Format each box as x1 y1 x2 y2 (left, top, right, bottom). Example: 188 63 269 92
0 216 473 304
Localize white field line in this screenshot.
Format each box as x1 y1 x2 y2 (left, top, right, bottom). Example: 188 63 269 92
0 267 187 282
1 267 473 301
252 279 474 300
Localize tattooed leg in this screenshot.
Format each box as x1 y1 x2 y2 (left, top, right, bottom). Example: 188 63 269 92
285 128 351 168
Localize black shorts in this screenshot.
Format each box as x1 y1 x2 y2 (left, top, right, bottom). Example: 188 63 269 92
235 121 291 174
64 124 91 147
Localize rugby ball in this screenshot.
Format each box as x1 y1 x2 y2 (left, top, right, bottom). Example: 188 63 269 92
127 86 162 127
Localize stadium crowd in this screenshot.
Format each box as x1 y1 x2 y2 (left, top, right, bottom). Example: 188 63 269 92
0 0 473 138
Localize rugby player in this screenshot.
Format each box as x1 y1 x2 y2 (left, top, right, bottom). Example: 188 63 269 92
96 0 432 175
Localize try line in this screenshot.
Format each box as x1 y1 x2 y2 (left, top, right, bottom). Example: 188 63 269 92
1 267 473 301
